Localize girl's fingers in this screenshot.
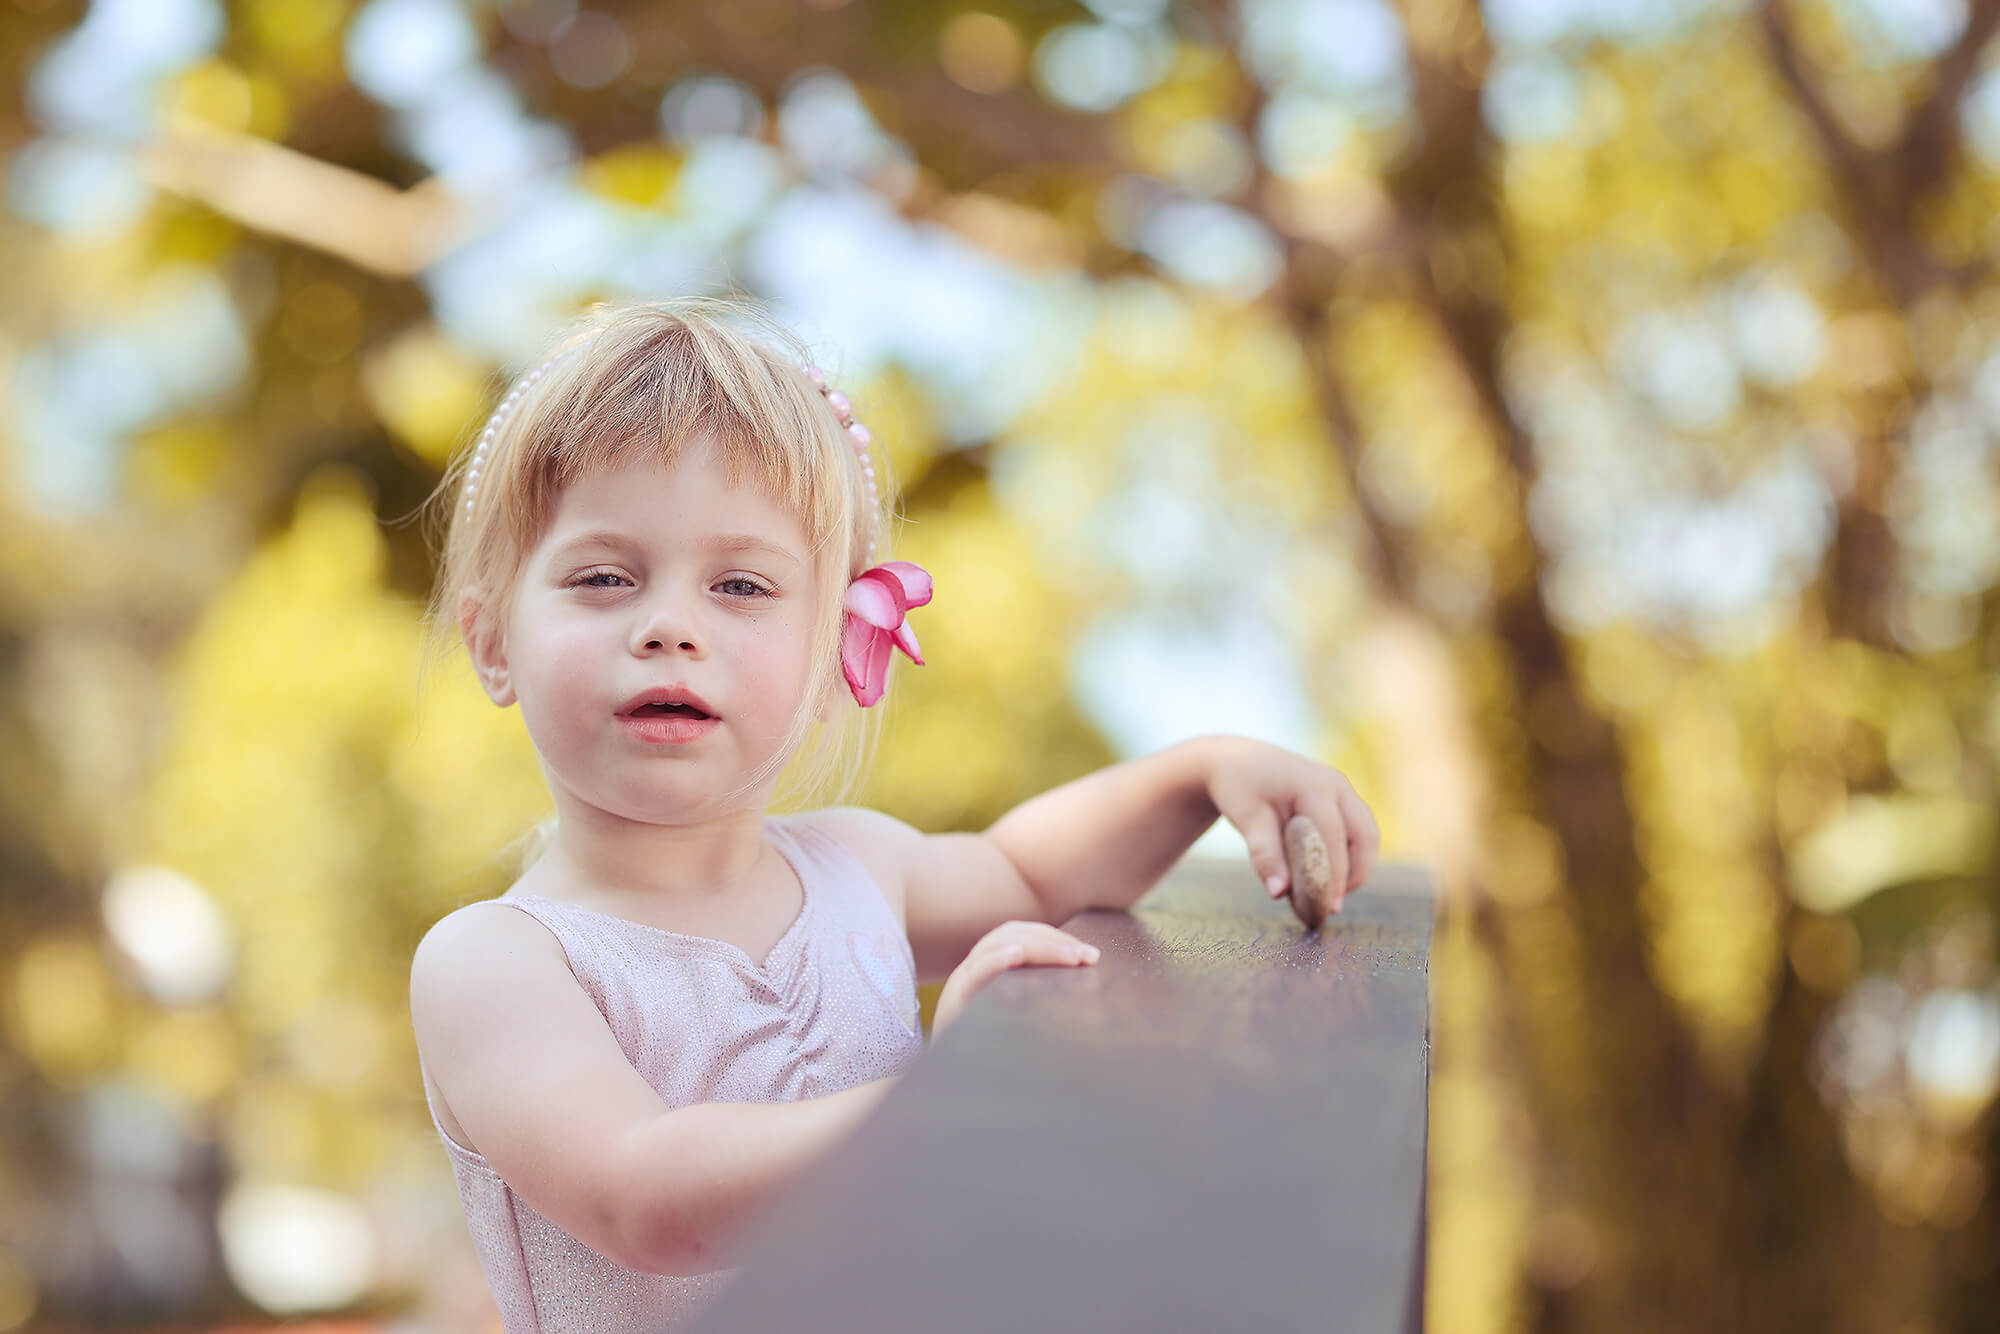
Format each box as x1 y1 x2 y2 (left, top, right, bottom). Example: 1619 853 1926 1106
1335 783 1380 893
1004 933 1099 966
978 922 1100 967
938 925 1101 1038
1223 799 1288 896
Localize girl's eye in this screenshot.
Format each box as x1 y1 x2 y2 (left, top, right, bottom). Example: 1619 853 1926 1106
569 568 631 589
718 578 773 598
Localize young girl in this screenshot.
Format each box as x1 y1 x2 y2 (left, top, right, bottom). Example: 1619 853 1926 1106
409 297 1379 1332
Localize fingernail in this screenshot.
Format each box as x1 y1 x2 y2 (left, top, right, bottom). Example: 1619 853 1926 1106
1265 874 1285 895
1083 946 1100 962
1003 945 1023 962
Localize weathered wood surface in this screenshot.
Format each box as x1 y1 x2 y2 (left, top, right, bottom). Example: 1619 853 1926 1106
685 860 1435 1334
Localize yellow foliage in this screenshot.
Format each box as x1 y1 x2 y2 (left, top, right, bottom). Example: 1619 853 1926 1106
1611 664 1785 1066
1791 794 1995 914
1505 143 1589 234
1886 693 1964 793
1119 43 1230 123
166 60 290 140
1334 300 1527 591
140 467 547 1185
938 13 1026 96
579 145 685 209
245 0 350 77
1917 170 2000 269
1577 625 1675 719
1427 912 1533 1334
127 420 234 507
861 481 1114 831
227 1075 323 1182
1641 864 1781 1070
390 654 554 907
8 2 1997 1321
362 325 493 468
1643 677 1762 857
1483 815 1565 908
128 1007 240 1106
1008 282 1350 542
7 937 121 1087
148 202 241 267
1509 34 1836 320
1116 44 1240 180
281 280 364 367
856 362 944 500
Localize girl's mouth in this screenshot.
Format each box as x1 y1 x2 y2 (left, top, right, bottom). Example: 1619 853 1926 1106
617 684 719 719
619 708 720 744
628 701 711 721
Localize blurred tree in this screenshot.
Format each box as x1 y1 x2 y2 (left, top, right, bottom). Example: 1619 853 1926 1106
2 0 1999 1330
1237 2 2000 1329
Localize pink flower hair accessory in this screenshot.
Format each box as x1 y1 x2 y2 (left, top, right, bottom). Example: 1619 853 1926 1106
841 560 932 707
805 364 925 707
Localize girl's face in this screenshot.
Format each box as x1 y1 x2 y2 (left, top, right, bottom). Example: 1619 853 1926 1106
473 438 824 826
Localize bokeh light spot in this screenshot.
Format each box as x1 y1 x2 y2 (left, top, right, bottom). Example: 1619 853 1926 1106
549 10 631 90
940 12 1025 95
101 866 234 1006
219 1183 376 1313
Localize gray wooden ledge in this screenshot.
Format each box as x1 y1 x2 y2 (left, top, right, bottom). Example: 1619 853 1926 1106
685 860 1435 1334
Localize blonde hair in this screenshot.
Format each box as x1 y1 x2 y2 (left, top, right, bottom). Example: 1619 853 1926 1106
424 295 896 814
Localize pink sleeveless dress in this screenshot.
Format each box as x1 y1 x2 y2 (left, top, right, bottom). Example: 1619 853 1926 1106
422 814 925 1333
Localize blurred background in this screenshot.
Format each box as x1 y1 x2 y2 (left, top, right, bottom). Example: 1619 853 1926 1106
1 0 1997 1329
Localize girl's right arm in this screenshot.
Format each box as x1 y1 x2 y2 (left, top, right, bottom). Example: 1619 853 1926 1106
409 903 898 1275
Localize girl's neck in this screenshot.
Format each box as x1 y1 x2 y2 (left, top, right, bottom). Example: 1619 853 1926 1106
525 804 774 905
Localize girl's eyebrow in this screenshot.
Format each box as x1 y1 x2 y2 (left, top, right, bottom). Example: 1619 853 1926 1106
548 530 798 562
547 529 639 560
708 533 799 562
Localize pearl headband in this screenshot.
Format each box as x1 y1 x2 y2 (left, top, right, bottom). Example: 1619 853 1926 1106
804 364 880 559
459 350 880 559
460 342 582 518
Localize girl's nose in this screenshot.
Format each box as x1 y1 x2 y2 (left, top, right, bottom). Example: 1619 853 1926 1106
631 596 700 656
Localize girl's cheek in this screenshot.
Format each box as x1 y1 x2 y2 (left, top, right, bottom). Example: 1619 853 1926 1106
745 615 814 677
518 618 613 692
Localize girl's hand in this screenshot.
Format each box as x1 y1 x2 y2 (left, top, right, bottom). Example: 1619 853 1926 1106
1201 736 1381 914
931 920 1100 1039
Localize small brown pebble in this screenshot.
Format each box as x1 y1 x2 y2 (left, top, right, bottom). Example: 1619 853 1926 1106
1283 814 1335 931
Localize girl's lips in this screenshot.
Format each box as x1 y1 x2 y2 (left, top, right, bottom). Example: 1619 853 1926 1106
619 684 717 716
618 713 721 745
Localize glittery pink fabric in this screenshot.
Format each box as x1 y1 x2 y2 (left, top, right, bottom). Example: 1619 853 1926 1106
424 814 925 1333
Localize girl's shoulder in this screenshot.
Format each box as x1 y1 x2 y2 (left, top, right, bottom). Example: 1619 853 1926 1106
408 900 592 1113
412 896 570 991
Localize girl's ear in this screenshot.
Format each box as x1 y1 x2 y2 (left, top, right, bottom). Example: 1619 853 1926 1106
459 592 516 707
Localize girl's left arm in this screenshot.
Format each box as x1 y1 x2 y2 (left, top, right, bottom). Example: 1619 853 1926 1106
986 733 1379 925
818 734 1378 986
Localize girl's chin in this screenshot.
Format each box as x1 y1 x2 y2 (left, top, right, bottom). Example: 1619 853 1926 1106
544 747 793 823
577 784 760 826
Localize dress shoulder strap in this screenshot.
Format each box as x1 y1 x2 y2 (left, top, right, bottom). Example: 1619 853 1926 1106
764 813 891 913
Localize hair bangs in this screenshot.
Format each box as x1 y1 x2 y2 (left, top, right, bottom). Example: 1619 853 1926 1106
527 320 854 565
